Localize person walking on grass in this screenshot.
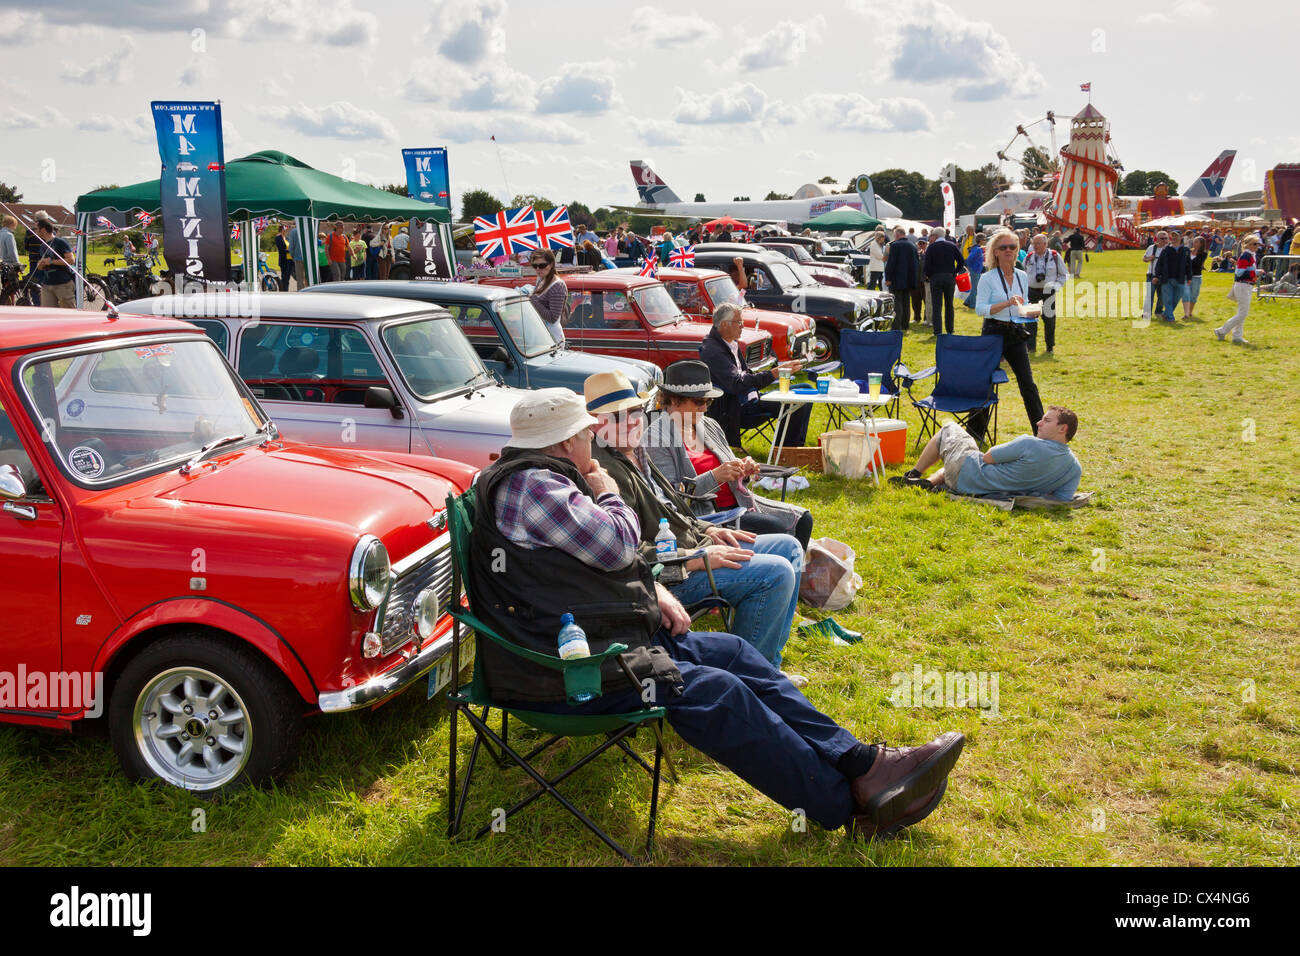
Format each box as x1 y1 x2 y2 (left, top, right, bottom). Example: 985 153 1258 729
1184 235 1207 320
1215 235 1261 345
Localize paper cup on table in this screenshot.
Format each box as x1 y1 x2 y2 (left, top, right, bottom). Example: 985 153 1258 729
867 372 882 399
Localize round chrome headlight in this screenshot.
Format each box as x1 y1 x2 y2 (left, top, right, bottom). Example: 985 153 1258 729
413 587 440 641
349 535 391 610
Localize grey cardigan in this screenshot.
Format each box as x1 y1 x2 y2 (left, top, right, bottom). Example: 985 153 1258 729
643 411 806 533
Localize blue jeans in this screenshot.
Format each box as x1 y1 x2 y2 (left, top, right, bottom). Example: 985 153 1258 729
669 533 801 667
1162 280 1184 319
1186 275 1202 305
518 628 861 829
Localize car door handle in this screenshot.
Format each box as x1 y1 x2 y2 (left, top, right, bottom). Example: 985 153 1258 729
3 501 37 521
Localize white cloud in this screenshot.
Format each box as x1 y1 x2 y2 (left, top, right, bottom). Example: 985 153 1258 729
634 119 688 148
0 106 67 130
795 150 818 162
425 0 507 64
75 114 152 142
628 7 720 48
672 82 791 125
0 9 40 42
727 16 824 71
535 63 620 114
849 0 1045 101
806 93 935 132
254 101 399 141
1139 1 1211 24
179 57 209 87
402 59 537 111
62 36 134 85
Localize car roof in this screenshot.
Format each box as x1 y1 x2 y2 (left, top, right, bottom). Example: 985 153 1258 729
563 273 659 290
0 308 203 353
116 291 442 322
653 267 727 281
309 280 520 305
694 244 786 263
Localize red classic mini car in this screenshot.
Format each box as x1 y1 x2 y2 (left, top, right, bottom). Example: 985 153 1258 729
481 272 775 372
0 308 474 794
642 266 815 362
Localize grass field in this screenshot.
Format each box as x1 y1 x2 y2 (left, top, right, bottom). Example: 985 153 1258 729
1 249 1296 867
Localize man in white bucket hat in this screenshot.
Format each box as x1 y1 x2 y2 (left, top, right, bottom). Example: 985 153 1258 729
466 387 966 840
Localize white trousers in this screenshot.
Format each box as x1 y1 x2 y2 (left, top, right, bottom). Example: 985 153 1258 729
1217 283 1252 341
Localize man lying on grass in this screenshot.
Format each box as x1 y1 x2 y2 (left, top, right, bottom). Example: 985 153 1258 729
891 406 1081 500
473 387 965 839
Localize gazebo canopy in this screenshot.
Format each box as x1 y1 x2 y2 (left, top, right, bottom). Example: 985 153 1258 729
802 207 881 231
75 149 450 223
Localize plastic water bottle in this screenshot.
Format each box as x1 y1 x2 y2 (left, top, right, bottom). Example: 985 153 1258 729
655 517 677 561
557 613 594 703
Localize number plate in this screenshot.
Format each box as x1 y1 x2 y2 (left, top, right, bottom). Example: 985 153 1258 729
427 635 475 700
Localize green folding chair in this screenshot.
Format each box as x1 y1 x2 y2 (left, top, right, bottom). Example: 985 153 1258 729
443 487 678 863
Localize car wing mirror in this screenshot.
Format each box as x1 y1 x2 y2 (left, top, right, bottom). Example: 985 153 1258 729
364 386 404 419
490 345 514 370
0 464 26 500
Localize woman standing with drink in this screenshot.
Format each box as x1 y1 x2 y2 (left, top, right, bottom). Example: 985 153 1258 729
1184 235 1207 320
971 228 1043 436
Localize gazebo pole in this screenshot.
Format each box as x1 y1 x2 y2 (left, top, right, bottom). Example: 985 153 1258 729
74 212 90 308
295 215 320 287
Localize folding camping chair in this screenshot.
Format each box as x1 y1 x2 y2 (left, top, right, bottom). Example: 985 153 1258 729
839 329 904 420
899 333 1008 449
444 488 730 861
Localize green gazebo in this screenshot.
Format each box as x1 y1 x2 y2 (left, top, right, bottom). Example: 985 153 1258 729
74 149 450 295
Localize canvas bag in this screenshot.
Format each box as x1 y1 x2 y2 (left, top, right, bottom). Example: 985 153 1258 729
799 537 862 611
819 428 878 479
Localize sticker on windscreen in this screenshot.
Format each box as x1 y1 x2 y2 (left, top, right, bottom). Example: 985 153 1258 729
68 445 106 479
133 344 174 360
65 398 85 418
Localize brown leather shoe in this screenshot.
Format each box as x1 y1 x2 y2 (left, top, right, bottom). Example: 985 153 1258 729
849 731 964 828
847 778 947 840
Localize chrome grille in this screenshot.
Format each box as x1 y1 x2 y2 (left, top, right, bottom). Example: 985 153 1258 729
791 331 813 359
379 536 455 655
745 342 766 365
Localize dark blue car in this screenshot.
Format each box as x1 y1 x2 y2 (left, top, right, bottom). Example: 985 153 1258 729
308 281 662 397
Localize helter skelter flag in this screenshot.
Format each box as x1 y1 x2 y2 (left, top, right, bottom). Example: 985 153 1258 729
151 101 231 282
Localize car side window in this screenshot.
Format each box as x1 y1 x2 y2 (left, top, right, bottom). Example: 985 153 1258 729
453 306 507 359
191 319 229 353
238 323 388 405
752 268 774 292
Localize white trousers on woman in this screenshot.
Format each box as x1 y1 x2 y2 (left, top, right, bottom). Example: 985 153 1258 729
1217 283 1252 341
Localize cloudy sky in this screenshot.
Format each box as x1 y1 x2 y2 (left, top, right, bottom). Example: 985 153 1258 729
0 0 1292 217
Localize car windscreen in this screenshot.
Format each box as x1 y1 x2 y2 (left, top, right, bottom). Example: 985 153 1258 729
20 338 264 488
632 284 684 327
381 315 493 400
774 261 817 288
496 296 557 357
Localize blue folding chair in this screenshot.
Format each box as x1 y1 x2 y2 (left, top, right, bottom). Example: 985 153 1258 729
900 334 1008 449
839 329 904 420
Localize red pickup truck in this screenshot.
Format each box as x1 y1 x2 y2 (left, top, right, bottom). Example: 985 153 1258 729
481 273 775 373
0 308 474 795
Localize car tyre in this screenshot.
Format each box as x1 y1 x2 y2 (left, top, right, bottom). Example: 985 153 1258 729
389 263 410 280
813 323 839 362
109 631 303 797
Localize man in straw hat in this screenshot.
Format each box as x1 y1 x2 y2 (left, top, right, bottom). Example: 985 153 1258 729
584 370 803 677
468 386 965 839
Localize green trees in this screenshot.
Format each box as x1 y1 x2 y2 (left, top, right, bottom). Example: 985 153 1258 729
1118 171 1180 197
461 189 503 221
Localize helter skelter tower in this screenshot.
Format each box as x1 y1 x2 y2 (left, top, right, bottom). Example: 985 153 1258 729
1045 103 1138 246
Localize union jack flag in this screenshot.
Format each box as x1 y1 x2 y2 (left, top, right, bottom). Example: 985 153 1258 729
638 254 659 278
668 244 695 268
533 205 574 250
230 223 241 240
1080 82 1091 92
253 216 269 232
473 205 540 258
96 216 117 231
134 211 153 226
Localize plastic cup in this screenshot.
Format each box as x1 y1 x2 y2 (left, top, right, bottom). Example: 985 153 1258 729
779 369 790 393
868 372 882 399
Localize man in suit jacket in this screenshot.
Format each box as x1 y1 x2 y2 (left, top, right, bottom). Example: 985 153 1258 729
699 303 807 447
884 227 919 331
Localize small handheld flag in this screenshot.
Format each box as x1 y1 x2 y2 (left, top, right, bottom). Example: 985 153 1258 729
637 254 659 278
668 244 695 268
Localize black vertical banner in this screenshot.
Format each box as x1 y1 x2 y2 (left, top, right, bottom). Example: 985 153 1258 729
409 218 454 280
151 101 230 283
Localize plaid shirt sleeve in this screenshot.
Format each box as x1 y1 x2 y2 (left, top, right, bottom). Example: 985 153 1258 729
494 468 641 570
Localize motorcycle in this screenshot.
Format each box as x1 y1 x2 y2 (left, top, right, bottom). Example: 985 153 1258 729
97 253 169 303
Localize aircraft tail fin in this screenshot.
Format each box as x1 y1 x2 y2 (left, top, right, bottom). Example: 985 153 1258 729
1184 150 1236 200
630 160 682 205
